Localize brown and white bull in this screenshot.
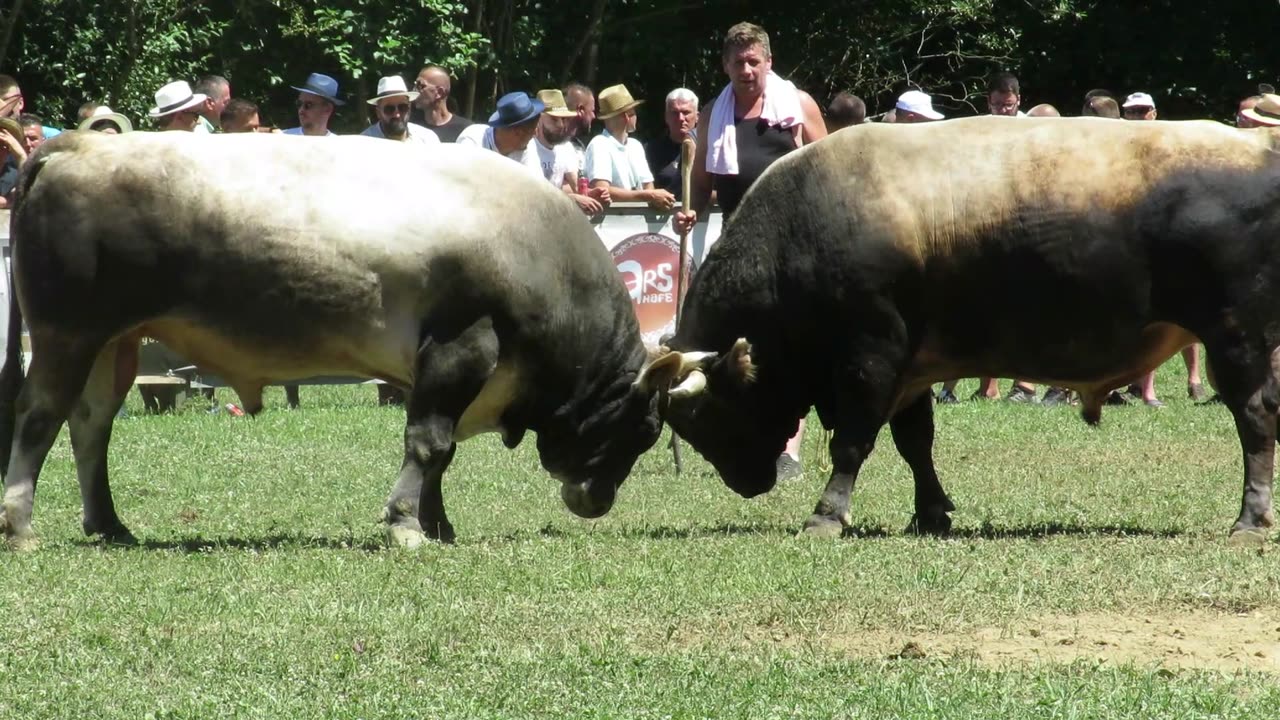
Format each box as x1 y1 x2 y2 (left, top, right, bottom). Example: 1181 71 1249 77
639 115 1280 543
0 131 663 549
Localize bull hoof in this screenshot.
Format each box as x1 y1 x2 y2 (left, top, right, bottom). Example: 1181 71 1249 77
5 529 39 552
799 515 844 539
424 521 456 545
99 529 138 547
1228 526 1271 547
906 510 953 536
84 519 137 546
386 525 428 550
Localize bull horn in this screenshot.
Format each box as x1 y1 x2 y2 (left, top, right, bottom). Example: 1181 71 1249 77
669 369 708 399
634 350 717 393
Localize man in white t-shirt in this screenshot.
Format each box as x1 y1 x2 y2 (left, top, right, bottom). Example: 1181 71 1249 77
527 89 609 215
582 84 674 211
360 75 439 146
282 73 343 137
456 91 542 164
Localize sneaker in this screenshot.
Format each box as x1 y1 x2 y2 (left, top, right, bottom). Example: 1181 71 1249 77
1105 390 1131 406
1145 398 1165 408
1041 387 1073 406
936 389 959 404
1188 384 1207 402
775 454 803 482
1005 385 1038 403
1197 393 1224 406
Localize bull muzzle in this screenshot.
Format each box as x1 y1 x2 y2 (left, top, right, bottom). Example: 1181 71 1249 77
559 477 617 519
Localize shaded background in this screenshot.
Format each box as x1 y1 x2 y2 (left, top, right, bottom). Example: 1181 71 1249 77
2 0 1277 133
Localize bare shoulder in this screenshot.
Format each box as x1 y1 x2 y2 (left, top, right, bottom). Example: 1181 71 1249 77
796 90 828 139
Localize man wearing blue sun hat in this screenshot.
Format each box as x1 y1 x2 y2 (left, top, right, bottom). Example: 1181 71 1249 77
456 90 543 163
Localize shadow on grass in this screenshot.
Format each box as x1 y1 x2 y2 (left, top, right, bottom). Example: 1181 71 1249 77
75 533 390 553
946 520 1187 540
74 519 1192 553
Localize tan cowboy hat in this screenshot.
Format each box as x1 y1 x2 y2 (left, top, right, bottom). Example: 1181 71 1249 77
537 89 578 119
1240 93 1280 127
597 84 643 120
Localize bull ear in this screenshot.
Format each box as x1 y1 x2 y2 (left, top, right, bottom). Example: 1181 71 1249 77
634 350 717 395
719 337 757 385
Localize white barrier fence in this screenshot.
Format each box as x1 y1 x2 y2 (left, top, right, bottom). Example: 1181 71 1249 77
0 204 725 389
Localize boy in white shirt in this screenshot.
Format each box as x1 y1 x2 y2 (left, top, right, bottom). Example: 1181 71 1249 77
583 84 675 211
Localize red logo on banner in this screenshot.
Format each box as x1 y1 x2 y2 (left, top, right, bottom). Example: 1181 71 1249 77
611 233 695 347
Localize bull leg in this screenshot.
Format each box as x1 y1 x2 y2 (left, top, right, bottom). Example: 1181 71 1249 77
892 390 955 535
383 320 499 548
801 343 904 538
67 339 136 543
1 337 103 550
1203 343 1276 543
801 420 880 538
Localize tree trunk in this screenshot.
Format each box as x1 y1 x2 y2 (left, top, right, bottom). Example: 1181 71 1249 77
558 0 607 86
462 0 486 118
0 0 27 72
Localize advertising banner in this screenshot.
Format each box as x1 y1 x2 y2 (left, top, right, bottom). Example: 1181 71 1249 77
591 205 724 348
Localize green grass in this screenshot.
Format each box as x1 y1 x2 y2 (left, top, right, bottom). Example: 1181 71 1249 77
2 360 1279 718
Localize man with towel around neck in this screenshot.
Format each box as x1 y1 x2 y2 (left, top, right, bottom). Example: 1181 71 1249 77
674 21 827 482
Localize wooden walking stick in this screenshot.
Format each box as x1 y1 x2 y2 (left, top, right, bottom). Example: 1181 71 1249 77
668 137 697 474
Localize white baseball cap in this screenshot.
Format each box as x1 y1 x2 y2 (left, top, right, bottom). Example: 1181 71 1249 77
1122 92 1156 109
896 90 944 120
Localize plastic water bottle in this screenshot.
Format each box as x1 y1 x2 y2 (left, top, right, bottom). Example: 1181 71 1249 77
578 176 589 195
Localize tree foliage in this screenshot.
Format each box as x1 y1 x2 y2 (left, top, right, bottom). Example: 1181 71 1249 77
1 0 1277 133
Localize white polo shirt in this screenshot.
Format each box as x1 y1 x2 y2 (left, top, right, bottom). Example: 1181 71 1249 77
583 130 653 190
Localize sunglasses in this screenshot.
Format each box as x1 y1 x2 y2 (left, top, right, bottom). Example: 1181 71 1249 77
380 103 410 115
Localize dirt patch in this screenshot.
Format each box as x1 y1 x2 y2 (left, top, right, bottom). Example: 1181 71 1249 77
766 611 1280 674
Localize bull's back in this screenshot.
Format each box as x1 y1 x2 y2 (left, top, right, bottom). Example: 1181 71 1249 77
714 117 1280 383
14 131 634 383
17 132 606 332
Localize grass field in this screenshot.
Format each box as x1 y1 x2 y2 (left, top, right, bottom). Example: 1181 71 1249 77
2 360 1279 719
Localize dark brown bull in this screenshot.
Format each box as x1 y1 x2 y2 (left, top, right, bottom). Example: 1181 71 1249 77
639 115 1280 543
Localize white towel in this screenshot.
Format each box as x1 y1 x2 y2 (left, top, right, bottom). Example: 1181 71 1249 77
705 71 803 175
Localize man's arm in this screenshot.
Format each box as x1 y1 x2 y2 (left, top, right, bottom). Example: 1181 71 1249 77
562 169 603 215
592 180 673 209
797 90 828 145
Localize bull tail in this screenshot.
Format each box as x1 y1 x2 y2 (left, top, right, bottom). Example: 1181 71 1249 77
0 149 47 477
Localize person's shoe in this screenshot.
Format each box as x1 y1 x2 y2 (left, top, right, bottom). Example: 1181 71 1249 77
1105 390 1131 406
776 454 803 482
1041 387 1073 406
1145 398 1165 408
1197 393 1224 406
1188 383 1207 402
1126 383 1143 399
1005 385 1038 403
936 388 959 404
